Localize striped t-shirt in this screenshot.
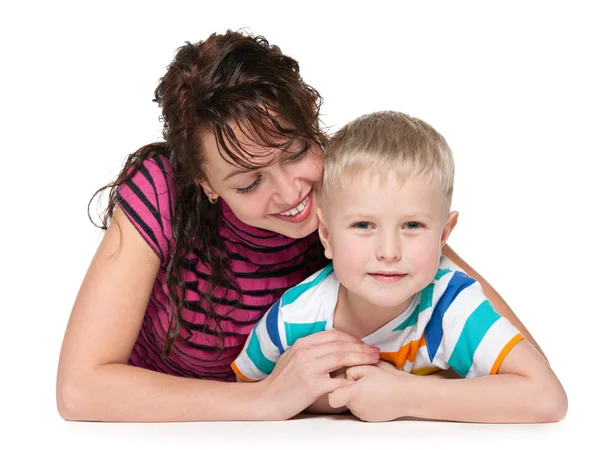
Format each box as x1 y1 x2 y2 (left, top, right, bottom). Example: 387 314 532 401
116 154 327 381
232 256 524 380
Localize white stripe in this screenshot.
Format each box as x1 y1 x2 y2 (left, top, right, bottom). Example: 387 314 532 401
431 280 488 368
465 317 521 378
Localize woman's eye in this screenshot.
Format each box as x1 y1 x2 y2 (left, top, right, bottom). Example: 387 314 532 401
287 143 310 162
405 222 423 230
352 222 372 230
236 175 262 194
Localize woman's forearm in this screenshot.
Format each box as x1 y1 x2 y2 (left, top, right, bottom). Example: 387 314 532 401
404 375 566 424
57 363 267 422
442 245 547 361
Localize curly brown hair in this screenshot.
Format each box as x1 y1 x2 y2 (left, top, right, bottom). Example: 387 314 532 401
89 30 328 356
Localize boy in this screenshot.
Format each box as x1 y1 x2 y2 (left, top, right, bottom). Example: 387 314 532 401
231 111 567 423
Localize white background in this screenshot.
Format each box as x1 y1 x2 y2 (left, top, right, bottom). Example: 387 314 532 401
1 0 598 448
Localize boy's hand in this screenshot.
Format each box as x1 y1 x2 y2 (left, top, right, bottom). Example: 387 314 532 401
328 360 413 422
258 330 380 420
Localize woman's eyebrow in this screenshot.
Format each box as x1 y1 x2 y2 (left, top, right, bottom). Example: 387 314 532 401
221 139 300 182
222 167 256 182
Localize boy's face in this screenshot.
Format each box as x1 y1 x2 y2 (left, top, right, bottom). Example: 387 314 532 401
318 171 457 308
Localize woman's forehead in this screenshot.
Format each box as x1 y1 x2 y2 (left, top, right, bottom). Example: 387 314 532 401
200 118 300 169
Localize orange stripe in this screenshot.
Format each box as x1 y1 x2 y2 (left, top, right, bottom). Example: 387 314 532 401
230 362 256 382
490 334 525 375
380 335 426 369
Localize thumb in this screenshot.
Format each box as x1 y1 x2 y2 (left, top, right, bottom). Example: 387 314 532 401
328 384 353 409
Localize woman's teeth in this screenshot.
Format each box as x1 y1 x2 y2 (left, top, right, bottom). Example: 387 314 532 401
279 196 309 216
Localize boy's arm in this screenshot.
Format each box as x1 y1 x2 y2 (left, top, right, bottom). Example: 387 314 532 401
329 340 566 423
403 339 567 423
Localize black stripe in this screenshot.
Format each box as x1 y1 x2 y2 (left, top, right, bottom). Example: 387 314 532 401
182 301 265 324
124 178 163 235
117 194 164 261
221 218 281 242
152 155 176 223
139 163 166 239
219 234 307 253
180 318 247 337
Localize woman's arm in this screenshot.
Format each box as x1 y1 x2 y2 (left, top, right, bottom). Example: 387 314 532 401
442 245 547 361
56 207 267 421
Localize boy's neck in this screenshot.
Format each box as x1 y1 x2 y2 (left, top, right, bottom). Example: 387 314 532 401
333 284 414 339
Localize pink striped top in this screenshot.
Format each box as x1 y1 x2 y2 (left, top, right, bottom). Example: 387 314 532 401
116 154 327 381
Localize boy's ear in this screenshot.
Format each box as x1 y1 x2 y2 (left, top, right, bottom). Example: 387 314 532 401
316 208 333 260
441 211 459 248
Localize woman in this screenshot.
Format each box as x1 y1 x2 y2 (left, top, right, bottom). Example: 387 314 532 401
56 30 545 422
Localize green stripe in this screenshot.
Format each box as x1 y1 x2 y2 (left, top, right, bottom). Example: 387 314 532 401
448 300 500 377
247 328 276 375
285 321 327 347
419 283 435 311
435 268 452 280
281 264 334 307
393 285 435 332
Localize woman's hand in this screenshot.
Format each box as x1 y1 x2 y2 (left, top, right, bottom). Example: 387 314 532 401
328 360 412 422
258 330 380 420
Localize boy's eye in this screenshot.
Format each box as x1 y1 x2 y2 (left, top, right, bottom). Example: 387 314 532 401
236 175 262 194
405 222 423 230
352 222 372 230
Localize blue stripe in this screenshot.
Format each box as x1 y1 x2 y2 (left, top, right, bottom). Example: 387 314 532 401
424 271 476 362
280 263 334 307
247 328 276 375
266 299 284 354
285 321 327 347
448 300 501 377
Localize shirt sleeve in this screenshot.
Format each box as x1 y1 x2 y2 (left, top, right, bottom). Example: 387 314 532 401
231 298 287 381
429 271 523 378
115 154 175 265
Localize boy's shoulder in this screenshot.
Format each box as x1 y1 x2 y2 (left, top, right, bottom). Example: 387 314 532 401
426 256 483 311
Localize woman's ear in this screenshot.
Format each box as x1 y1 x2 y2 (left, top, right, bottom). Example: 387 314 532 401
316 208 333 260
441 211 459 248
200 181 218 201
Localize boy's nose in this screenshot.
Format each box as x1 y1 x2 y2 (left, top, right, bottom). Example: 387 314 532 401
376 234 402 261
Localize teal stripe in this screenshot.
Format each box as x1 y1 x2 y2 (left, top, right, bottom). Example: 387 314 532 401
286 321 327 347
393 304 420 331
393 284 436 332
419 283 435 311
435 268 452 280
247 328 276 375
281 263 334 307
448 300 500 377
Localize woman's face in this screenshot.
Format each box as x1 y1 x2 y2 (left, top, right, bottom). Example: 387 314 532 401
199 123 323 239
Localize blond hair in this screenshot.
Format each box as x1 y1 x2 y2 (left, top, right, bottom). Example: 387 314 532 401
322 111 455 211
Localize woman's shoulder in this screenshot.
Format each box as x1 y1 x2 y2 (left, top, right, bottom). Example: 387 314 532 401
116 152 176 264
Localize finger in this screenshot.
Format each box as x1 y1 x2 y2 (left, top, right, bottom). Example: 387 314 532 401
313 351 380 375
376 359 399 373
328 385 353 409
345 365 375 381
301 340 379 361
292 330 364 349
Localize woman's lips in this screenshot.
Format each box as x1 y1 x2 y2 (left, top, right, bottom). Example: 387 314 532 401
273 191 312 223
